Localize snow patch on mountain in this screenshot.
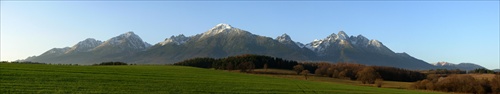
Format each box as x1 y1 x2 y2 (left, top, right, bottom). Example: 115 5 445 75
42 47 71 56
349 35 369 45
96 31 149 50
368 40 382 48
201 23 234 38
433 62 486 71
434 62 456 66
276 33 306 48
160 34 190 45
305 39 324 52
66 38 103 53
337 31 348 40
276 33 292 43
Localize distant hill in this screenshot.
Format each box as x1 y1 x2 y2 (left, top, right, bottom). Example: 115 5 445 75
433 62 486 71
21 23 456 70
493 69 500 72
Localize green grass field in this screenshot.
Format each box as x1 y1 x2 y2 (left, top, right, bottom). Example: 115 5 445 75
0 63 441 93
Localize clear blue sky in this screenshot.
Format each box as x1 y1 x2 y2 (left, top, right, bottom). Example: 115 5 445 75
1 1 499 69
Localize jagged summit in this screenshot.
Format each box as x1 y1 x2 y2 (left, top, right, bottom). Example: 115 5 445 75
160 34 189 46
276 33 292 43
276 33 305 48
66 38 103 53
337 31 348 40
349 35 369 45
94 31 149 50
201 23 249 38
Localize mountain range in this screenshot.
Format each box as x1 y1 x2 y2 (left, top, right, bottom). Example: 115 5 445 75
22 23 485 70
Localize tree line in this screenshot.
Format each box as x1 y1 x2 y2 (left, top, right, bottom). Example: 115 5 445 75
174 54 298 72
298 62 426 82
93 62 129 66
175 54 425 83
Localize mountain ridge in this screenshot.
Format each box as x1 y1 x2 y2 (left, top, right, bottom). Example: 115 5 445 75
433 62 486 71
20 23 479 70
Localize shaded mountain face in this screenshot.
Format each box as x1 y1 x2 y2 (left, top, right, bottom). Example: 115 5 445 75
494 69 500 72
433 62 486 71
24 23 442 70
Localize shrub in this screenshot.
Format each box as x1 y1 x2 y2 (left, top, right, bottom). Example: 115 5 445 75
356 67 380 84
315 69 323 77
492 75 500 94
237 62 255 72
332 70 340 78
301 70 310 80
263 63 268 72
226 63 234 71
293 65 304 75
375 79 384 88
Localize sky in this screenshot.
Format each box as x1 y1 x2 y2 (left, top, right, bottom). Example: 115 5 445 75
1 1 499 69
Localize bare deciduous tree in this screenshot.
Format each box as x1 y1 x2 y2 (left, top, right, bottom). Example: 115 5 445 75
356 67 380 84
293 65 304 75
301 70 310 80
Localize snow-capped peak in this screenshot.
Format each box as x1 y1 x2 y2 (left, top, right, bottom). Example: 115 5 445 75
337 31 348 40
160 34 189 46
211 23 232 30
305 31 350 53
275 33 305 48
276 33 292 43
122 31 135 37
96 31 149 50
200 23 248 38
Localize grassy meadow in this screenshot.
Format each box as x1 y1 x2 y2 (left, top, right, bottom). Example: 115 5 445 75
0 63 442 93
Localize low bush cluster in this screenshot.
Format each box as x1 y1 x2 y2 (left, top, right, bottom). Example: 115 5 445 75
301 62 425 82
412 74 500 94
